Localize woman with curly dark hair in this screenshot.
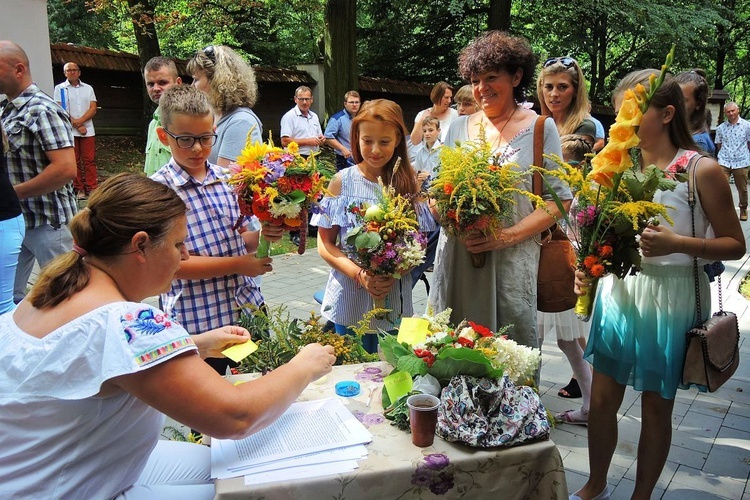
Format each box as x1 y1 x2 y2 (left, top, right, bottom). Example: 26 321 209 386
430 31 572 352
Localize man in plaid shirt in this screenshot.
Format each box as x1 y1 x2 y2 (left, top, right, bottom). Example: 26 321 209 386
0 41 77 302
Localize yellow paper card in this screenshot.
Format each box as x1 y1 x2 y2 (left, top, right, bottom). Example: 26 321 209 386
222 339 258 363
383 371 413 402
397 317 430 345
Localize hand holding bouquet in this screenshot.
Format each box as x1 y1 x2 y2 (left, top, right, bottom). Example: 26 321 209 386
227 136 332 256
345 175 426 314
430 128 529 268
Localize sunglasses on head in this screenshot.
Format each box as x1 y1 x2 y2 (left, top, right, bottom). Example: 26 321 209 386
544 57 577 69
201 45 216 64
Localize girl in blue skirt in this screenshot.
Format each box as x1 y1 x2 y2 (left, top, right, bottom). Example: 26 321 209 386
571 71 745 500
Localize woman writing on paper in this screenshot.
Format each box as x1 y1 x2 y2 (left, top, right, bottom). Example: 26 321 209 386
0 173 335 499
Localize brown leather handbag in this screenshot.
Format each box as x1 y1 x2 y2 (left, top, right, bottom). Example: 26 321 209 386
682 155 740 392
532 116 577 313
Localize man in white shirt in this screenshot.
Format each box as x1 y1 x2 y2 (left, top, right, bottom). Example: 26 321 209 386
715 102 750 221
280 86 325 158
280 86 325 245
54 62 97 199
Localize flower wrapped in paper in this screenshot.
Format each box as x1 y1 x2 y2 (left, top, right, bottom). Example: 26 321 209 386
227 135 333 256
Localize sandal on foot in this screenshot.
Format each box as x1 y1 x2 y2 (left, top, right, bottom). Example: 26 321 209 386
555 409 588 425
569 484 610 500
558 377 581 398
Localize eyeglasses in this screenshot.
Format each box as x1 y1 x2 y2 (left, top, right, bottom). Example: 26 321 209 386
64 69 80 73
163 129 217 149
202 45 216 64
346 101 360 105
543 57 578 69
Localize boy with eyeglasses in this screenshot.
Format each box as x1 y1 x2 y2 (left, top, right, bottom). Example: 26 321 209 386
151 85 282 375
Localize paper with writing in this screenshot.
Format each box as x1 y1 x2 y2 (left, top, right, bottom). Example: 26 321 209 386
383 371 413 402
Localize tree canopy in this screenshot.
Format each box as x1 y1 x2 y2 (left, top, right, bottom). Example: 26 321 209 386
48 0 750 111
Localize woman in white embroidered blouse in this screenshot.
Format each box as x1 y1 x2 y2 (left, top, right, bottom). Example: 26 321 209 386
0 173 335 500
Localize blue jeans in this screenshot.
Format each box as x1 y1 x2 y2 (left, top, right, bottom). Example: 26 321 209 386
14 223 73 302
335 154 355 172
0 214 24 313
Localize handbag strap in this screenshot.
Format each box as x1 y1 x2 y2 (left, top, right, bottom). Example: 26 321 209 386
531 115 548 197
530 116 556 242
688 153 718 328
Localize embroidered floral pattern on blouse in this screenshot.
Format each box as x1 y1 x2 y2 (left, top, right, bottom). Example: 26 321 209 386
664 150 698 180
121 308 174 344
134 337 195 367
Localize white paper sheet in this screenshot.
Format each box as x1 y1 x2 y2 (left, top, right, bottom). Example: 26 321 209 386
212 444 368 480
211 398 372 479
243 460 359 486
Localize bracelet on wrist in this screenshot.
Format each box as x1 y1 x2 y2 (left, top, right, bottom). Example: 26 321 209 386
355 268 364 289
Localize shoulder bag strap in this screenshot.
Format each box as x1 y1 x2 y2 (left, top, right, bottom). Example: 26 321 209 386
688 153 711 326
532 115 548 198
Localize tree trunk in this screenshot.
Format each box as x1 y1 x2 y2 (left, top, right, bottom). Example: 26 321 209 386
324 0 357 120
126 0 161 144
487 0 511 31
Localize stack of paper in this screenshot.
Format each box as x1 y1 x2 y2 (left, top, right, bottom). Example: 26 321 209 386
211 398 372 485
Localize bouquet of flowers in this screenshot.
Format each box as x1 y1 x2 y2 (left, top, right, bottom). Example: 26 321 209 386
541 47 678 320
430 128 530 268
379 309 541 399
345 175 427 313
227 136 332 256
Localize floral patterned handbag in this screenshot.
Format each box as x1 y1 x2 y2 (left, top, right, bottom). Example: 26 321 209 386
436 375 550 448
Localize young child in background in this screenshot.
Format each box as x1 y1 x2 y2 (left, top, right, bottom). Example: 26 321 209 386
312 99 436 353
415 115 442 191
151 85 283 374
538 134 593 425
410 115 442 288
454 84 479 116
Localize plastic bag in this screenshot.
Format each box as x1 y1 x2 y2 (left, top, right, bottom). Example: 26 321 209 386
412 373 441 397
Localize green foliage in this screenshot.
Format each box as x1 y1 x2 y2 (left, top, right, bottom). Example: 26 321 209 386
429 347 504 386
48 0 750 116
48 0 132 49
382 391 419 430
236 305 378 374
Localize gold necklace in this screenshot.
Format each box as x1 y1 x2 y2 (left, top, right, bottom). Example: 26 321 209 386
485 105 519 150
